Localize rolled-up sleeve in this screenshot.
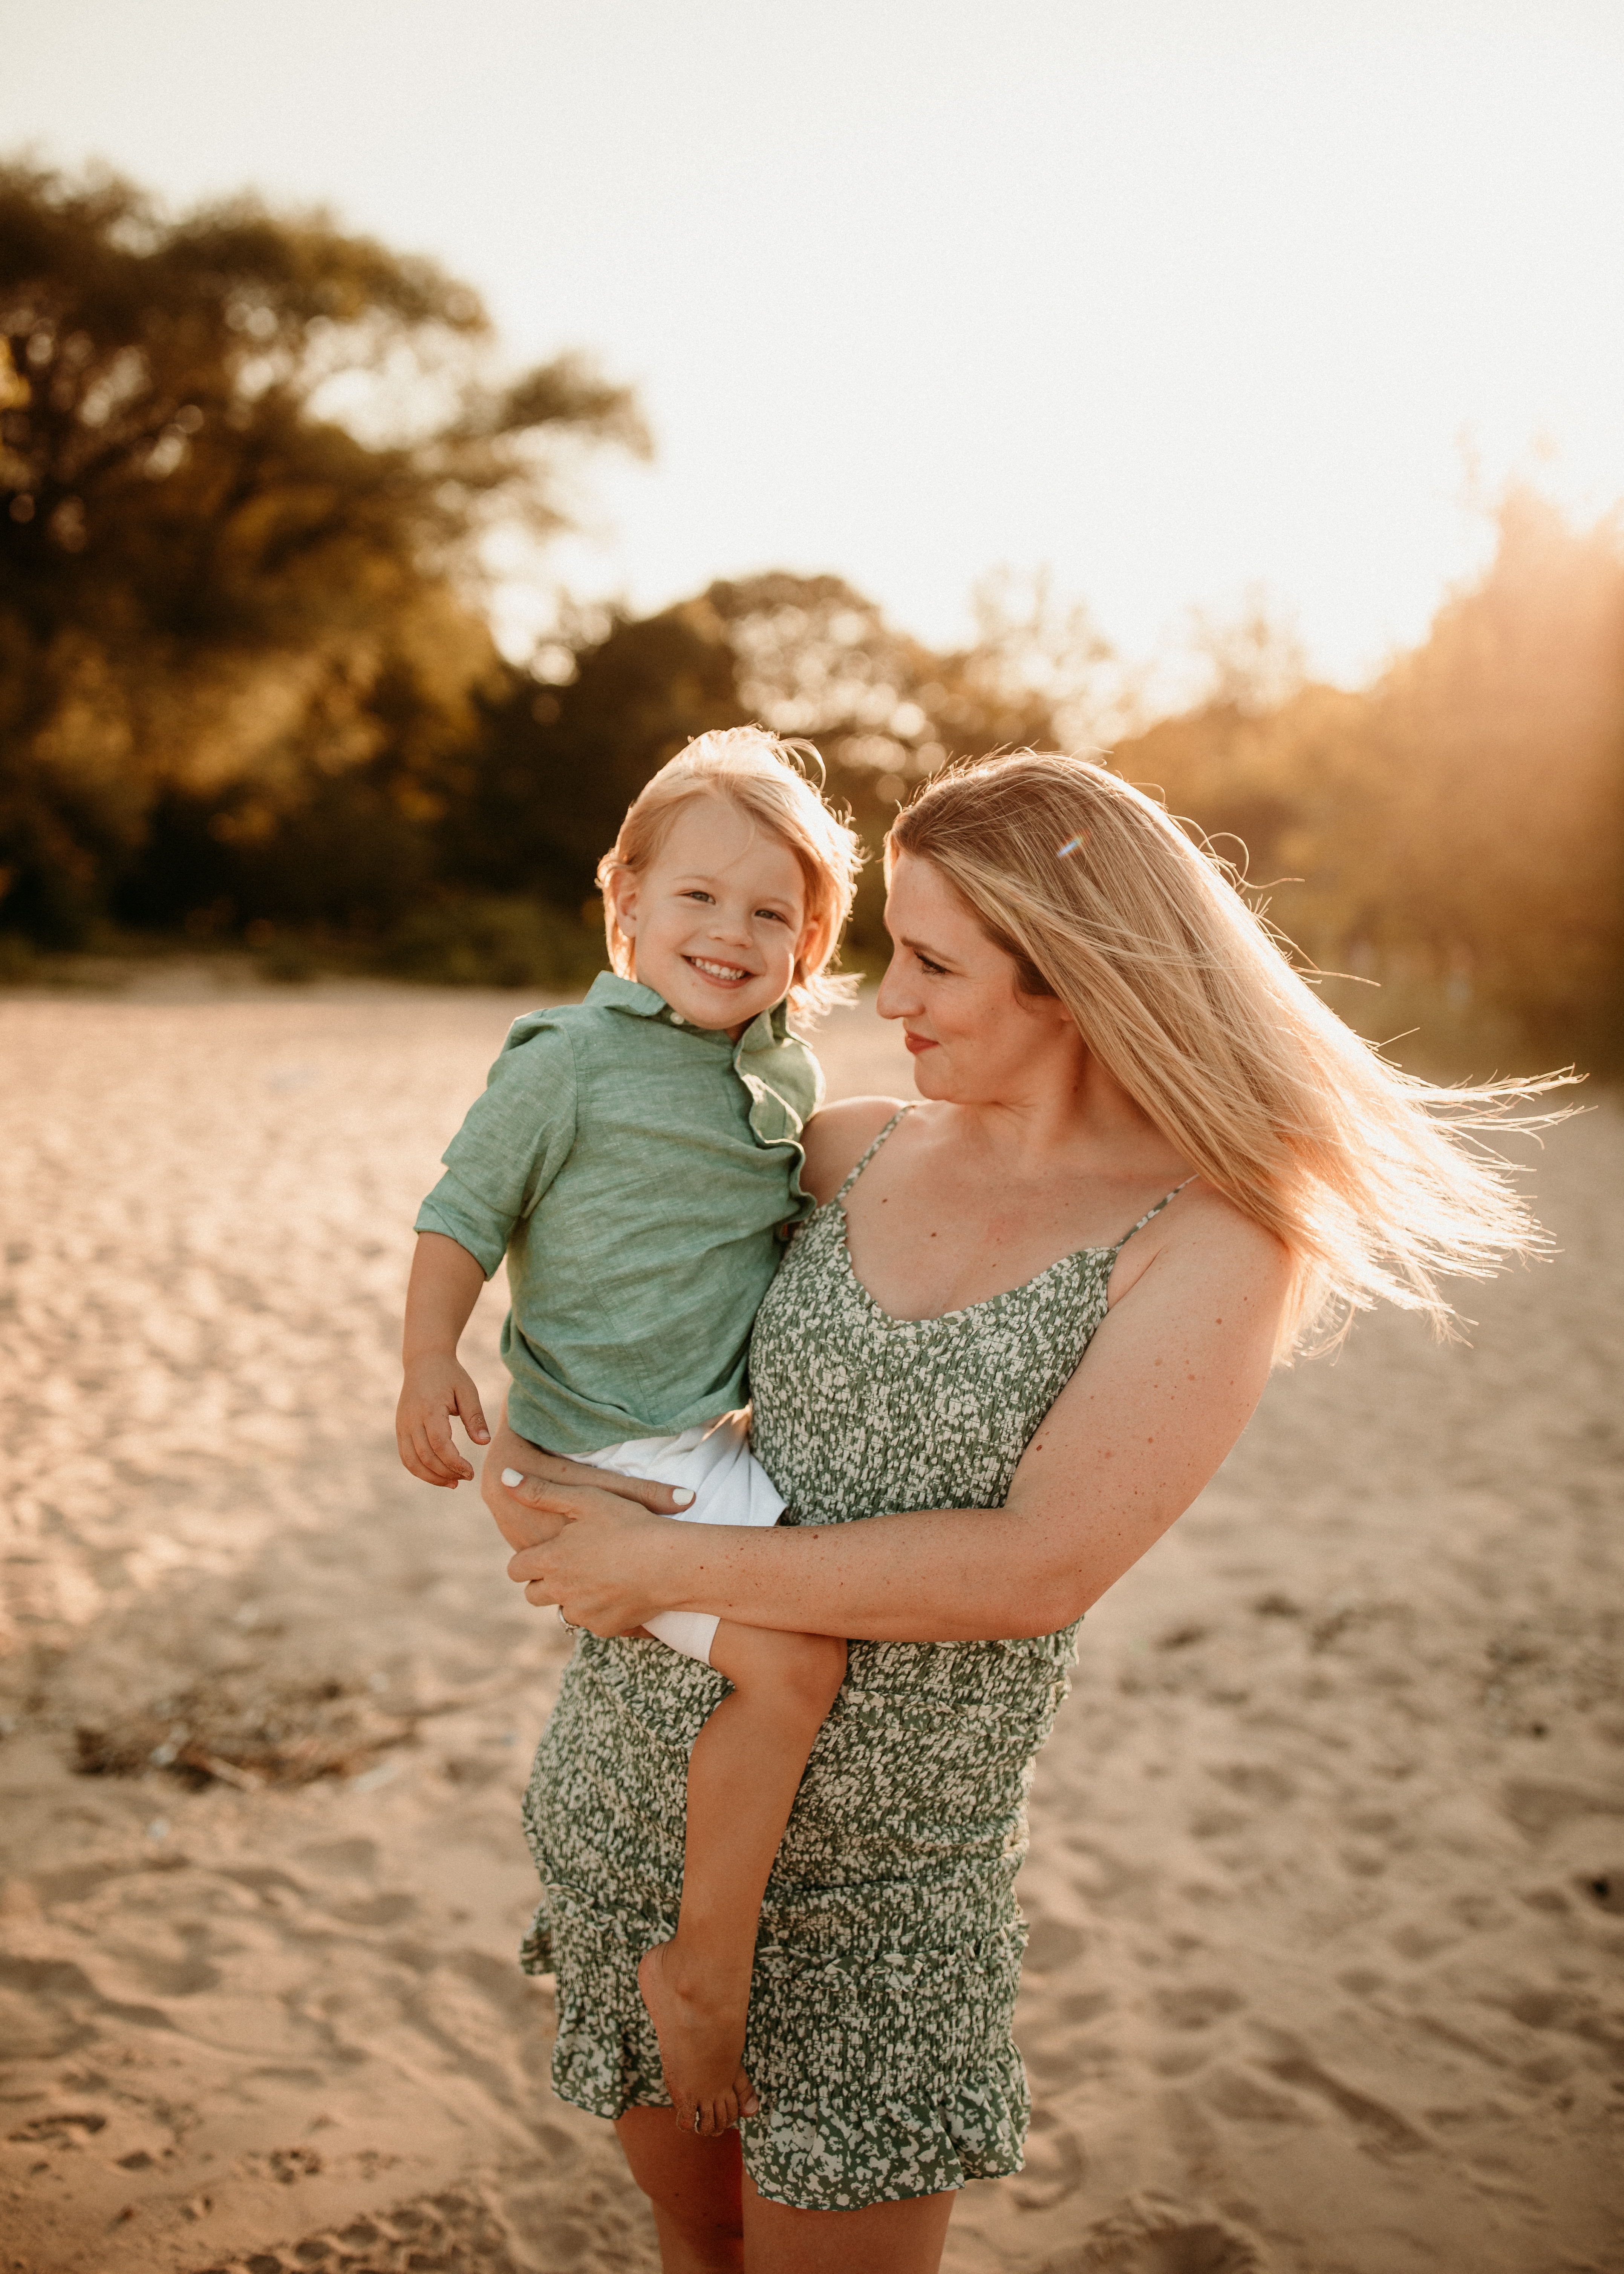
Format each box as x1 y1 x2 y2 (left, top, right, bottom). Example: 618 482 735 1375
414 1018 579 1278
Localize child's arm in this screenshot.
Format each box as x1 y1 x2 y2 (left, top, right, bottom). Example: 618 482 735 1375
397 1232 492 1488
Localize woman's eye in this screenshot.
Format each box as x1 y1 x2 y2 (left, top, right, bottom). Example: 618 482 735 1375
917 955 946 976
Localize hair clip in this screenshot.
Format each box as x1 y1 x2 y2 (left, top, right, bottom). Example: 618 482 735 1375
1056 833 1088 860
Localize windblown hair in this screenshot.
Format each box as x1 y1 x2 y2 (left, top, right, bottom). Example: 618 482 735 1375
597 727 862 1020
890 752 1571 1357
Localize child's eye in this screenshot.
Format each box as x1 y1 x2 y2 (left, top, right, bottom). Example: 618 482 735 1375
681 890 715 904
755 907 789 926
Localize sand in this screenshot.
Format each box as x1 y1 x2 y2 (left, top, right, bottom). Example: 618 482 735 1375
0 976 1619 2274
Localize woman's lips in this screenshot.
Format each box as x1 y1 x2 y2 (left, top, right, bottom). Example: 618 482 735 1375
903 1031 938 1054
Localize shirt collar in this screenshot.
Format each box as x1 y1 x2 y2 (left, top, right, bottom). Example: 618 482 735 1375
583 971 671 1020
585 969 791 1053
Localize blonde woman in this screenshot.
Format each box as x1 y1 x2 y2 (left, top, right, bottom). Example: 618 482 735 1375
500 753 1559 2274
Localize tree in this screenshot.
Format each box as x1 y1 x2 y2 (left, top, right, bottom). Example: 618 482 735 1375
1366 491 1624 1062
702 570 1121 961
440 598 748 909
1112 494 1624 1067
706 568 1117 780
0 160 646 940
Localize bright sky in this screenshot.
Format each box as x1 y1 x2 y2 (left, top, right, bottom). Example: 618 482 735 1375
4 0 1623 688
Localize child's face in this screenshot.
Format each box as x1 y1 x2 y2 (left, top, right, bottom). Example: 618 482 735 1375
609 795 812 1036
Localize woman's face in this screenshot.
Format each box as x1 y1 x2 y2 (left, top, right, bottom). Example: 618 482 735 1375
876 850 1081 1103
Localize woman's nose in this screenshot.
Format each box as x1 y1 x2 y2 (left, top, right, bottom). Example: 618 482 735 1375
874 955 916 1021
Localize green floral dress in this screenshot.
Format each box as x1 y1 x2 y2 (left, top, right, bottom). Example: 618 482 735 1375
520 1110 1190 2210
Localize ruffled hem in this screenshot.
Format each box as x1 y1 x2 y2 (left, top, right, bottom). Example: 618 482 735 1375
521 1889 669 2119
739 2066 1027 2207
521 1884 1030 2209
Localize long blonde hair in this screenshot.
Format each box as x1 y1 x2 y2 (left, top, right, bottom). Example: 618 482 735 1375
889 752 1570 1356
597 727 862 1020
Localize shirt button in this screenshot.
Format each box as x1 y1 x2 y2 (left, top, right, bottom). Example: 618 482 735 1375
670 1014 684 1025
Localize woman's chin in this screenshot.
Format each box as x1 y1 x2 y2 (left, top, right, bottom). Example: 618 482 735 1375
907 1054 955 1099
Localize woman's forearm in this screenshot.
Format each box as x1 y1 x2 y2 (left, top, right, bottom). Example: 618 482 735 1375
518 1235 1282 1641
653 1497 1145 1643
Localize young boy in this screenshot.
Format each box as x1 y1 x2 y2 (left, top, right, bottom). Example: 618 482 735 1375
396 729 860 2135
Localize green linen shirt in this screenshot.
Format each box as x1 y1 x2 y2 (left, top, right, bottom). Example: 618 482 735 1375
415 972 823 1458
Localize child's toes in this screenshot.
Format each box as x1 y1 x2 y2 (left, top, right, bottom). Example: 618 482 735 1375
734 2065 759 2120
695 2089 738 2138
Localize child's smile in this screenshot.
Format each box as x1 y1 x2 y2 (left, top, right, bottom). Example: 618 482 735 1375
687 953 753 986
609 796 811 1037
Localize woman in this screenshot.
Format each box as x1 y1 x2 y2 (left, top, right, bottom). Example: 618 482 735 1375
493 754 1556 2274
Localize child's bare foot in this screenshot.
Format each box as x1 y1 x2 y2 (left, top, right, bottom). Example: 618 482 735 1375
638 1941 759 2136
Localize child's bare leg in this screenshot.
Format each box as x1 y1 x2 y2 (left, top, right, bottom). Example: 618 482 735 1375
639 1622 846 2138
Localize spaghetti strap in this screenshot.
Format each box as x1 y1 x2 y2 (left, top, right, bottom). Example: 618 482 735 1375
1113 1174 1198 1250
834 1106 914 1206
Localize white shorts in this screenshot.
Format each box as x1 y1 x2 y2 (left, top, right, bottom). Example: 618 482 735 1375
576 1409 784 1667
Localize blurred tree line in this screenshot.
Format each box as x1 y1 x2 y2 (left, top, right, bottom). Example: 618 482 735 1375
3 164 1619 1067
1116 493 1624 1072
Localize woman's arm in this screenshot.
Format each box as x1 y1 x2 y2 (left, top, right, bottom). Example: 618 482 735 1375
504 1201 1290 1638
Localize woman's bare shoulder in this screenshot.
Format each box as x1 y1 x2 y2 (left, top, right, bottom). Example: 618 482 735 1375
799 1096 908 1206
1109 1174 1293 1308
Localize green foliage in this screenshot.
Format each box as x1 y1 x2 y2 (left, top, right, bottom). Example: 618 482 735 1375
0 159 643 941
436 599 749 908
700 572 1119 962
2 164 1618 1070
1112 492 1624 1070
378 895 608 991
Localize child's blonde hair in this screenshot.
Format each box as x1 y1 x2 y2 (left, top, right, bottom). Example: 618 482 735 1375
597 728 862 1020
890 752 1573 1357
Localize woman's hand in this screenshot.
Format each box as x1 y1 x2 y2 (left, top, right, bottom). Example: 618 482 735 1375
481 1415 695 1554
502 1471 686 1635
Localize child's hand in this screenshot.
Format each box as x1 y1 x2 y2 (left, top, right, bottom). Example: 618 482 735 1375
396 1356 491 1488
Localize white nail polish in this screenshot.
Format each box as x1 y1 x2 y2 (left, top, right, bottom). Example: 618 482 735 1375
502 1468 523 1488
672 1487 695 1506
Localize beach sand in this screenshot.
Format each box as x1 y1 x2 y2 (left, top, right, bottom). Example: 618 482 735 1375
1 979 1619 2274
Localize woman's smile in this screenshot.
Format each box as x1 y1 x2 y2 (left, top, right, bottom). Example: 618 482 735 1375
903 1030 938 1054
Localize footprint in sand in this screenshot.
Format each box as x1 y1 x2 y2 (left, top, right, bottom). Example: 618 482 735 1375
1040 2190 1265 2273
1154 1986 1244 2032
6 2111 107 2144
1581 1866 1623 1915
185 2185 525 2274
1011 2104 1086 2211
